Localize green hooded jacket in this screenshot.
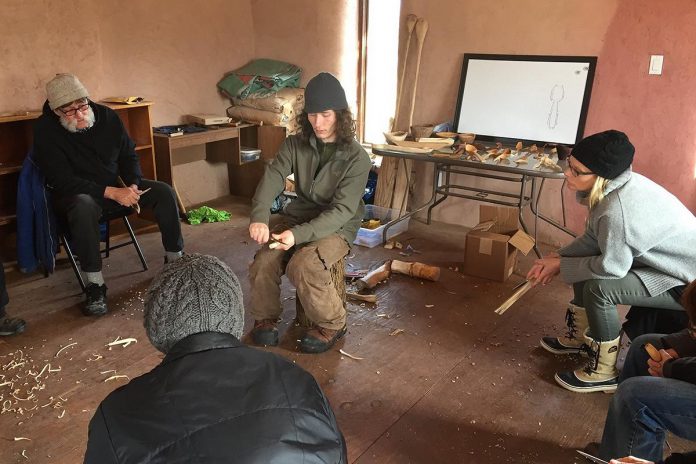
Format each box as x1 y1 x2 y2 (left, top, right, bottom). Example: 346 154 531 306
250 134 371 246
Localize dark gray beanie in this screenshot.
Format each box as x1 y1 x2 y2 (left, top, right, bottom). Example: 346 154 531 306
144 254 244 353
304 72 348 113
571 130 634 179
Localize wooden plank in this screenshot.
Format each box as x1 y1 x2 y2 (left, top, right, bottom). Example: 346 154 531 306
374 157 398 208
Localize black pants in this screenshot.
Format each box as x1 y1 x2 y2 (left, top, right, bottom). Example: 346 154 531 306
53 179 183 272
0 259 8 318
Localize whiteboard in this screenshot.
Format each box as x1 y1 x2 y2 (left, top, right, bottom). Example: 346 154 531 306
454 55 597 145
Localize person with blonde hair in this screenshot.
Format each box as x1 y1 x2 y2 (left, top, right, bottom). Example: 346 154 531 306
526 130 696 393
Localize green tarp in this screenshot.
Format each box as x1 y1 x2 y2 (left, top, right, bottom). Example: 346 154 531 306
217 58 301 99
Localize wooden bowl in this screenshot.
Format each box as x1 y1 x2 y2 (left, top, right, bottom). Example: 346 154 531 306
383 131 408 144
410 124 435 139
435 131 458 138
457 132 476 144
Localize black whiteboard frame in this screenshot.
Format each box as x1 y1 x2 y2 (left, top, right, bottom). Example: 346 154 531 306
453 54 597 147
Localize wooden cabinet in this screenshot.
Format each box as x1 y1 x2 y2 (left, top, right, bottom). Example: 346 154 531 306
0 101 155 264
154 124 286 210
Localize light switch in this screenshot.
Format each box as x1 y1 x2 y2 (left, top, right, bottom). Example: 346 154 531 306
649 55 663 75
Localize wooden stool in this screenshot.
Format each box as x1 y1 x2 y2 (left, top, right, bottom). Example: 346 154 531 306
295 257 346 328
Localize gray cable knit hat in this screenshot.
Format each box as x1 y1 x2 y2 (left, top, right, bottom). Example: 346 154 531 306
144 254 244 353
46 73 89 110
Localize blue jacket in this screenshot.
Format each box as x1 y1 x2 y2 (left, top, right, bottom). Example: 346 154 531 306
16 150 58 274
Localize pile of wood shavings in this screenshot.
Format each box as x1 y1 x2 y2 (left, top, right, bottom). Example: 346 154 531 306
0 348 64 421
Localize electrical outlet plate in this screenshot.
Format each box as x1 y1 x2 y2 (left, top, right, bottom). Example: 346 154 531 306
649 55 663 75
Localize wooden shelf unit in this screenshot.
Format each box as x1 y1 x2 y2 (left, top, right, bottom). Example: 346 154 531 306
0 101 156 263
154 124 286 210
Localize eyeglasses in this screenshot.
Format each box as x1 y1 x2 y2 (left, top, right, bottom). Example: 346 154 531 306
565 158 594 177
59 102 89 117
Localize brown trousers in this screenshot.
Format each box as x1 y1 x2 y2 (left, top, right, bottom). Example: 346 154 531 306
249 215 350 330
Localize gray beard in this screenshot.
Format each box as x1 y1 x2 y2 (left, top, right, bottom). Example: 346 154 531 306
59 107 96 133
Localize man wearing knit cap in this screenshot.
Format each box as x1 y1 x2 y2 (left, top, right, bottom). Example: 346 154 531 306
526 129 696 393
33 74 184 316
84 254 347 463
248 72 371 353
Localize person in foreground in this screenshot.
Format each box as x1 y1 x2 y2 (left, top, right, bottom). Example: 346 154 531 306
247 72 371 353
34 73 184 317
598 279 696 464
84 254 347 463
527 130 696 393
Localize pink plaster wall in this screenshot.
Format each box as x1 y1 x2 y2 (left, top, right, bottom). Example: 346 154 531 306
399 0 696 242
0 0 255 125
251 0 359 106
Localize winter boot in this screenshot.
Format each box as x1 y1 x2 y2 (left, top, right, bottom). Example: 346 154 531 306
554 333 620 393
540 304 589 355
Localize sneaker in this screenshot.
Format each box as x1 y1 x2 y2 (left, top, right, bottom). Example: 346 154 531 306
300 325 347 354
84 283 108 316
0 317 26 336
251 319 279 346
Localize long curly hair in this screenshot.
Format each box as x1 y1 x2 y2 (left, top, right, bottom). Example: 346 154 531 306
297 109 356 147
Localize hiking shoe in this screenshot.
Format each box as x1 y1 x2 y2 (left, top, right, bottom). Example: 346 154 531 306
251 319 279 346
0 317 26 336
300 325 347 354
84 283 108 316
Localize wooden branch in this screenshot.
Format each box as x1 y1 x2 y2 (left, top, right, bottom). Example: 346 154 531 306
354 261 392 292
494 281 533 315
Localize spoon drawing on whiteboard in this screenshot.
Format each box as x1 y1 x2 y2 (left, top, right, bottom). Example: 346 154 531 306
547 84 565 129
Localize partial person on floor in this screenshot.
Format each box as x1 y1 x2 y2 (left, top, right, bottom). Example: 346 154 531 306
599 280 696 464
33 74 184 316
247 72 371 353
0 260 26 336
84 254 347 464
526 130 696 393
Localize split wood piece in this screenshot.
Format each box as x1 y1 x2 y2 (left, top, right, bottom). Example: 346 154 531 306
494 280 534 315
346 292 377 304
391 259 440 281
354 261 392 292
391 157 412 216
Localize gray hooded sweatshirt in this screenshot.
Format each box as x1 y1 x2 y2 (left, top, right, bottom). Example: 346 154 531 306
559 168 696 296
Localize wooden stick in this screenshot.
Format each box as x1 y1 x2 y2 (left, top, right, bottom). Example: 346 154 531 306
347 292 377 304
408 18 429 129
392 14 418 131
117 176 140 214
494 280 533 315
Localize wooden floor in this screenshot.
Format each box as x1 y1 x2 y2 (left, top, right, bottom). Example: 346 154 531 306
0 196 688 463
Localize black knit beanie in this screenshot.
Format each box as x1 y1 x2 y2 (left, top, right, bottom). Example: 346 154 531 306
304 72 348 113
571 130 635 179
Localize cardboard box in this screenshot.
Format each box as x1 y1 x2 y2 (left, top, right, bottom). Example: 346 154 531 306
463 206 535 281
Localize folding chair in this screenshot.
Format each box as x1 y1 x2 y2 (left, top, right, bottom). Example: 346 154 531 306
61 206 148 291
